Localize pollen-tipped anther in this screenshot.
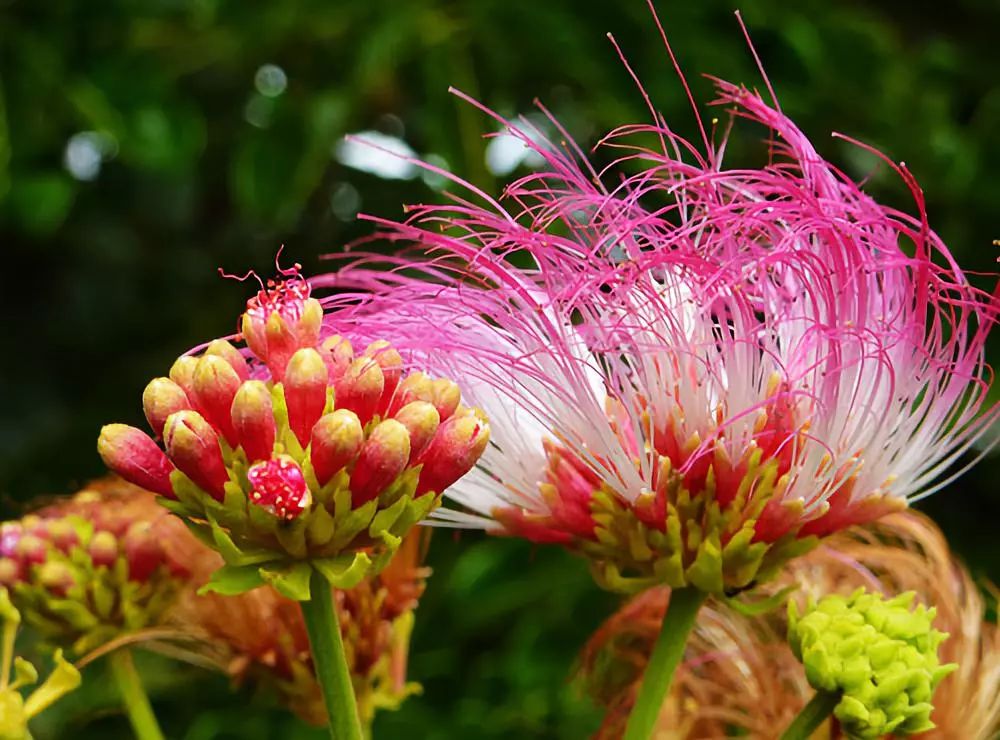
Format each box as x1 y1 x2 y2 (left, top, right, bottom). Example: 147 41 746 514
241 278 323 378
310 410 364 486
284 348 329 446
163 410 229 500
142 377 191 438
231 380 276 462
98 424 177 497
416 412 490 496
350 419 410 507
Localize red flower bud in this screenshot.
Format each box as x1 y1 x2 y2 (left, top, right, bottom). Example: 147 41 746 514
365 341 403 413
0 557 21 587
350 419 410 507
163 411 229 501
321 335 354 379
242 278 323 379
416 411 490 495
335 356 384 425
393 401 440 463
0 522 22 557
142 377 191 438
205 338 251 382
169 356 203 411
47 520 79 553
123 522 165 582
247 455 311 520
88 530 119 568
98 424 177 497
284 348 329 446
15 534 48 565
38 561 76 596
429 379 462 421
386 372 432 417
310 410 364 485
193 354 242 445
231 380 276 462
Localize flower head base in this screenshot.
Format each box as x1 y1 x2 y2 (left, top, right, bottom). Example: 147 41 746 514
0 588 81 740
0 480 191 655
581 512 992 739
176 531 427 727
98 273 488 599
788 589 955 738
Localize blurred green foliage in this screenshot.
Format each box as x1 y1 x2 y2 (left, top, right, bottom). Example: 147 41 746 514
2 0 999 737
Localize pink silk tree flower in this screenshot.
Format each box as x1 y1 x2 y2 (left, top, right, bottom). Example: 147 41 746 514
316 70 998 598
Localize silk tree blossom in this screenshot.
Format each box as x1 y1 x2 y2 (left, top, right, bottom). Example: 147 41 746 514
316 70 998 597
98 269 488 600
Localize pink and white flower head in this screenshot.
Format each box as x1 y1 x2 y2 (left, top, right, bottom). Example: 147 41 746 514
98 266 488 597
318 41 998 595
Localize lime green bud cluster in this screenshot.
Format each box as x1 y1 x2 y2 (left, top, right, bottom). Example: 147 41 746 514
0 588 81 740
787 589 955 738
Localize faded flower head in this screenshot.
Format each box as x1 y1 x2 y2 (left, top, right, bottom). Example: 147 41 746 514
320 60 997 595
176 531 428 726
582 512 1000 739
99 269 488 599
0 479 192 655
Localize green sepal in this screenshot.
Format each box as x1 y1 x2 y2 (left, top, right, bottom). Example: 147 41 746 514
258 561 313 601
313 552 372 590
329 497 378 551
206 514 274 566
369 495 409 539
723 584 797 617
12 657 38 689
198 564 266 596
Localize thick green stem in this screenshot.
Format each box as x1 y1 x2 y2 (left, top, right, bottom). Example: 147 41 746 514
623 588 708 740
779 690 840 740
108 649 164 740
300 569 363 740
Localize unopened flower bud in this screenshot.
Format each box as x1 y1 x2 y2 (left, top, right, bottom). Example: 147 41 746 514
364 341 403 410
0 522 22 557
205 338 251 382
0 557 21 587
310 410 364 485
231 380 276 462
247 455 311 520
386 372 432 417
284 348 329 446
428 379 462 421
335 357 385 424
163 411 229 500
142 377 191 438
168 356 202 411
393 401 440 462
97 424 177 498
193 354 242 445
38 561 76 596
242 278 323 379
88 530 119 568
47 520 79 553
350 419 410 506
123 522 165 582
416 411 489 495
321 335 354 379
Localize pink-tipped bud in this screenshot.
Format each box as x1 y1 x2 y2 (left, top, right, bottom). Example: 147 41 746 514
247 455 311 520
193 354 242 445
0 557 22 587
394 401 440 463
231 380 276 462
0 522 22 557
242 278 323 379
14 534 47 565
142 377 191 438
47 520 79 553
335 356 385 424
365 341 403 411
38 562 76 596
163 411 229 501
205 338 251 382
88 530 119 568
98 424 177 498
416 411 490 495
310 410 364 485
284 348 329 446
123 522 165 582
321 335 354 379
350 419 410 507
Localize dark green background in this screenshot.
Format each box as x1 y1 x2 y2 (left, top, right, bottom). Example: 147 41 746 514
2 1 998 737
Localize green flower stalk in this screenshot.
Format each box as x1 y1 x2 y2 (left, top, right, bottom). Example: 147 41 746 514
0 588 81 740
98 269 489 739
782 588 956 739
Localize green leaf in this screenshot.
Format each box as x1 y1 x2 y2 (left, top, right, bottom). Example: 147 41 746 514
198 564 266 596
313 552 372 590
258 561 313 601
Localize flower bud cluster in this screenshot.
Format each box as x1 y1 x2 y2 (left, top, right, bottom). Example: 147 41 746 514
788 589 956 738
0 482 190 654
98 274 488 597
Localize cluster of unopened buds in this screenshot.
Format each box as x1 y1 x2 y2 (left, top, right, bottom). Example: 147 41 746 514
0 484 187 654
99 273 488 598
